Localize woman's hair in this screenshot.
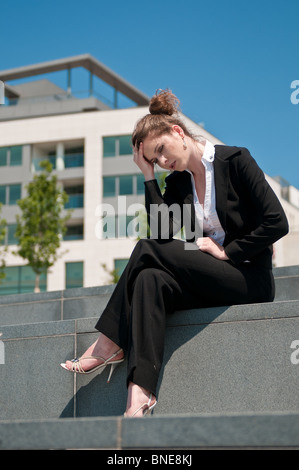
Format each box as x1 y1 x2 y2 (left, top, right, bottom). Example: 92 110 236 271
132 89 195 148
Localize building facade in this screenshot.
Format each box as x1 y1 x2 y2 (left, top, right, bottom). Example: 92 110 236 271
0 55 298 295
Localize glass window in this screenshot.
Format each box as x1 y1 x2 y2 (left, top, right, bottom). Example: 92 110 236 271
103 137 116 158
114 259 129 278
10 146 22 166
0 266 47 295
102 215 116 239
21 266 46 293
119 135 132 155
64 185 84 209
65 261 83 289
103 135 132 157
7 224 17 245
64 147 84 168
103 176 116 198
0 147 8 166
119 175 133 195
0 186 6 204
0 266 19 295
118 215 127 238
9 184 21 205
63 225 84 240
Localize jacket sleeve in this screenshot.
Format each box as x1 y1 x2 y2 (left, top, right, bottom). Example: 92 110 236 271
144 178 184 239
224 149 289 265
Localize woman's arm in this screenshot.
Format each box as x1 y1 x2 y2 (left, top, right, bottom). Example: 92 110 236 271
133 142 184 239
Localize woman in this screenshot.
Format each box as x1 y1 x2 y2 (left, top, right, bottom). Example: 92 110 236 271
61 90 289 417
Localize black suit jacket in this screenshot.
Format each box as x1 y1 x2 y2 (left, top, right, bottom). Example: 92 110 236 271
144 145 289 268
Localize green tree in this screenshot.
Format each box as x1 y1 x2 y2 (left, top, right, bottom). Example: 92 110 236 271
101 262 120 284
14 160 72 292
0 203 7 283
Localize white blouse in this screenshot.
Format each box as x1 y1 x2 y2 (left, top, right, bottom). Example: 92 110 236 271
187 140 226 246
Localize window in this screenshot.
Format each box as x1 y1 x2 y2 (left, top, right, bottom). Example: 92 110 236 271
9 185 21 205
0 224 18 246
114 259 129 278
102 215 136 239
63 225 84 241
0 186 6 204
0 147 8 166
7 225 17 245
119 175 133 195
64 146 84 168
65 262 83 289
103 176 116 198
103 135 132 157
64 185 84 209
103 175 144 198
32 145 84 172
103 137 116 158
118 136 132 155
0 146 22 167
10 146 22 166
0 184 21 205
0 266 47 295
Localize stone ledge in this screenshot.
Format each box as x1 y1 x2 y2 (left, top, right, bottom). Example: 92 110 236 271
0 265 298 327
0 412 298 450
273 265 299 277
1 299 299 340
1 302 299 421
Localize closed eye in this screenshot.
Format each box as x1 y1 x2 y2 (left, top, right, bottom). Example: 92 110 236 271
144 155 157 165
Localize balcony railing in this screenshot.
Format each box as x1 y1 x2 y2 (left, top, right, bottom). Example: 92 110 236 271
65 194 84 209
32 153 84 171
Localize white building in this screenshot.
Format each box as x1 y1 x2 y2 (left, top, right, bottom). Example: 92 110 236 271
0 54 298 295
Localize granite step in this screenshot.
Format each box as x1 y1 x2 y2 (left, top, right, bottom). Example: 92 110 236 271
0 265 298 327
1 299 298 422
1 412 299 450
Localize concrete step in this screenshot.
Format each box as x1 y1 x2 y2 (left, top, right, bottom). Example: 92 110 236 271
1 299 299 422
0 284 114 327
1 412 299 450
0 265 298 327
273 265 299 301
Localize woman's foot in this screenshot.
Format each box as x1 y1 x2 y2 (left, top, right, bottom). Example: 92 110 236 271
125 382 157 417
64 334 124 372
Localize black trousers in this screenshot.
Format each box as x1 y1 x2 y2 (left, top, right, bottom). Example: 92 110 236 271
95 238 275 396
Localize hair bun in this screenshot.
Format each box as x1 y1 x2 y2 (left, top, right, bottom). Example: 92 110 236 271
149 89 180 116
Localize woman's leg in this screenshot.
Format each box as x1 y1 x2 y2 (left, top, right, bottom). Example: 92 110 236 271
96 238 274 395
66 238 274 414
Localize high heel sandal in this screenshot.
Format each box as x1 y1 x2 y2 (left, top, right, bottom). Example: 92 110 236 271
60 348 124 383
124 393 157 418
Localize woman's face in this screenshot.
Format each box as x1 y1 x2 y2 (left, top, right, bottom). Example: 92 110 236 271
142 126 188 172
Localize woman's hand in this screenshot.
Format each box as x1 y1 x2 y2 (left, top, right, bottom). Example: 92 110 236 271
133 142 155 181
196 237 229 261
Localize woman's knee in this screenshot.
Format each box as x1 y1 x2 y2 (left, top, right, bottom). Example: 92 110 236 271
134 267 163 287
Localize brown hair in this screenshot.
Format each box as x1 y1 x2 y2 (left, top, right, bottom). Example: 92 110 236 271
132 89 195 149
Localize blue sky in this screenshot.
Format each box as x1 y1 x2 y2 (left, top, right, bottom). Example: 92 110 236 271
1 0 299 187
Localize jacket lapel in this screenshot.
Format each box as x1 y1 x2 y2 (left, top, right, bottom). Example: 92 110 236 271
167 145 240 237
